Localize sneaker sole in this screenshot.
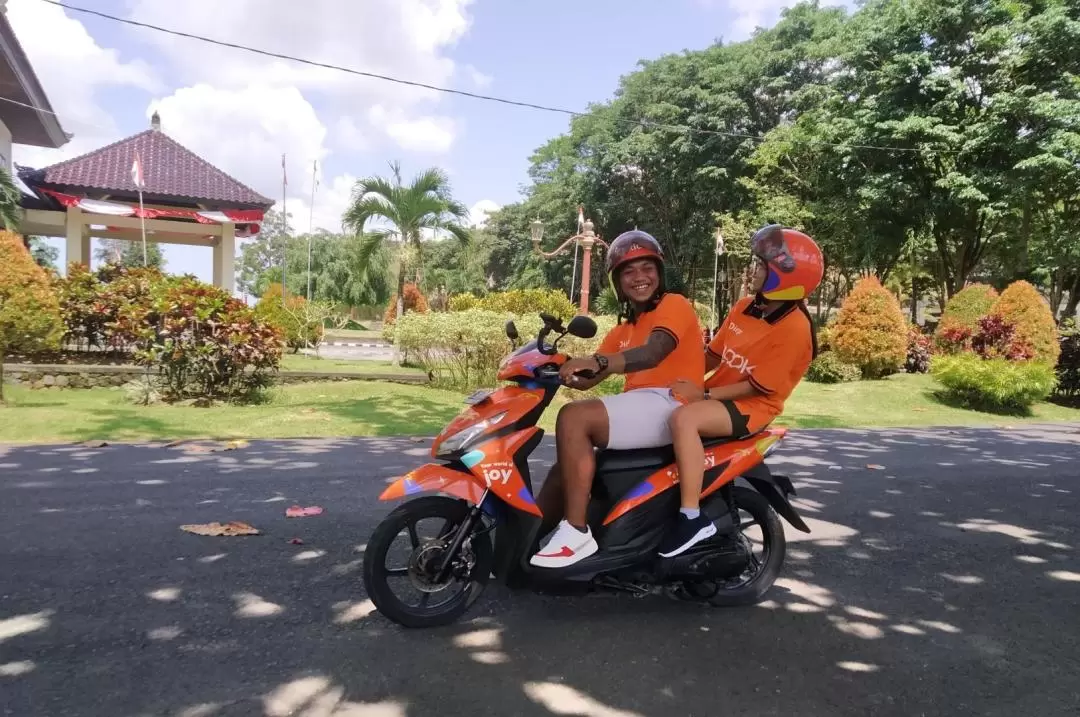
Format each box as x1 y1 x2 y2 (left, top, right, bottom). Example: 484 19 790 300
658 523 718 558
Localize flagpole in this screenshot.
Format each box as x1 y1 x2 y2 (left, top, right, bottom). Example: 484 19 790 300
307 159 317 302
281 153 287 303
139 188 147 267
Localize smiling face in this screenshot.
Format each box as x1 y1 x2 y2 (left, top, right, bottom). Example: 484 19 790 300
617 258 661 304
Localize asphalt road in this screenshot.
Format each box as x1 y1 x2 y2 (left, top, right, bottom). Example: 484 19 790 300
2 425 1079 717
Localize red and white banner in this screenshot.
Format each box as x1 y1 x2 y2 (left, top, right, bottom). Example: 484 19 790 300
39 189 263 236
131 153 145 189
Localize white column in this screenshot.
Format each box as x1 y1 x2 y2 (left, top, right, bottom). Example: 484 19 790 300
213 222 236 294
64 206 89 270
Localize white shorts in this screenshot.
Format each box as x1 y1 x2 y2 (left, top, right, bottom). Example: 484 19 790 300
598 387 683 451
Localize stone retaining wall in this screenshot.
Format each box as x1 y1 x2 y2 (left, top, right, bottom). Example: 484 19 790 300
2 364 428 389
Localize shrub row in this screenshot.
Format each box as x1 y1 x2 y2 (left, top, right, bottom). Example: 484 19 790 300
51 263 283 401
394 309 619 394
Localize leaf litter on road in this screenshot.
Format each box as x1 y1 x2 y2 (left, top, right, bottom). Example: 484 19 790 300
180 521 260 537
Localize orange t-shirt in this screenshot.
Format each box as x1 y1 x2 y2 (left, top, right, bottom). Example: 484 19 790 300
598 293 705 392
705 297 814 415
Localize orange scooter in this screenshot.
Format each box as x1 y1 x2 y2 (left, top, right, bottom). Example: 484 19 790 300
362 313 810 628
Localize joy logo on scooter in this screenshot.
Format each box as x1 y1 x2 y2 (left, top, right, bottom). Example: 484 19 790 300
479 460 515 487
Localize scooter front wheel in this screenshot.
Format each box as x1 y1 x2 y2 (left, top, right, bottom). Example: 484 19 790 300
362 496 493 629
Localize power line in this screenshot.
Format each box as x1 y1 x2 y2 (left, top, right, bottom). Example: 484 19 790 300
38 0 940 155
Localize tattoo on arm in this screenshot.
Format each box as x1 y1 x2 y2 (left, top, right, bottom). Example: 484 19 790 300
622 330 677 372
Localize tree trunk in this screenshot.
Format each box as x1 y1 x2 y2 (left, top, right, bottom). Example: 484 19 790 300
393 259 406 367
1061 273 1080 324
0 349 5 403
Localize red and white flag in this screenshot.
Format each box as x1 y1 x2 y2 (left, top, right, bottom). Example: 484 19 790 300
131 153 144 189
577 205 584 232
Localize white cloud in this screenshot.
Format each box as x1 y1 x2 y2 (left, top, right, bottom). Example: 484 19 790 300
369 105 457 153
468 199 501 228
464 65 493 89
125 0 475 152
7 0 161 167
147 84 328 203
284 173 357 235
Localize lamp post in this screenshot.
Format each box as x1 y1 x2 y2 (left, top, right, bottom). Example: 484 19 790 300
530 208 609 315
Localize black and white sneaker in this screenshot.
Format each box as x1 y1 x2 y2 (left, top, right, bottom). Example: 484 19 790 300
658 514 718 558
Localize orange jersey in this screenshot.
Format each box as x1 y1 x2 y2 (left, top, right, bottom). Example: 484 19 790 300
599 292 705 392
706 297 814 416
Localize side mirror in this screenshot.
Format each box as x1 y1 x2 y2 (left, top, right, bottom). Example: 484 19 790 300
567 315 598 339
505 320 519 341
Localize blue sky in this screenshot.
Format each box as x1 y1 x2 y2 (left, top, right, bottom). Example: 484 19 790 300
10 0 854 292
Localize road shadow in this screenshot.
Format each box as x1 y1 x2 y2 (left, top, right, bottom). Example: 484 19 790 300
0 426 1078 716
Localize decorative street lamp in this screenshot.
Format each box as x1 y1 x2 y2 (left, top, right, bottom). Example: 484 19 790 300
530 207 609 314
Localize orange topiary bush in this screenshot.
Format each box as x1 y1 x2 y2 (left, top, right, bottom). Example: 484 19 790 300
0 231 63 400
990 280 1060 365
383 283 430 326
830 275 907 379
934 283 999 354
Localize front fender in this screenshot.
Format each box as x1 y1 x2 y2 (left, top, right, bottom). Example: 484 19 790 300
379 463 487 505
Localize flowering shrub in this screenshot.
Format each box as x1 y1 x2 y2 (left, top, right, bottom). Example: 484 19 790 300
990 280 1060 365
830 276 908 379
0 231 63 399
969 315 1034 361
934 283 999 353
905 324 932 374
121 277 283 400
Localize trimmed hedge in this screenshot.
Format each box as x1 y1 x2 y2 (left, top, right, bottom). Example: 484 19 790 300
990 280 1060 365
935 283 999 353
394 309 619 393
931 354 1057 413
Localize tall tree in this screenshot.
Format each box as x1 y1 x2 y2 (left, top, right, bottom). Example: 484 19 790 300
342 161 470 319
94 238 165 270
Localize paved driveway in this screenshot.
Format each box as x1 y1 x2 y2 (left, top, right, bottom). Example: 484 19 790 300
2 425 1078 716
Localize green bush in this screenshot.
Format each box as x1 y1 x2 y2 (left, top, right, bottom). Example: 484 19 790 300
931 354 1057 413
254 284 323 352
394 309 617 392
0 231 63 400
806 352 861 384
448 289 577 322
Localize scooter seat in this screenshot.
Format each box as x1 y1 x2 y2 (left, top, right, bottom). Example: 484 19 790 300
595 432 762 474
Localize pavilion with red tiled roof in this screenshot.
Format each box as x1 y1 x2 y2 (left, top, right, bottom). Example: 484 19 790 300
18 112 274 293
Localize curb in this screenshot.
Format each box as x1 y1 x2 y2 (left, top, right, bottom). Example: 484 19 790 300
323 341 390 348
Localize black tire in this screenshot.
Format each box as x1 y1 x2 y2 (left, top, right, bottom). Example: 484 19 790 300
707 485 787 607
362 496 493 629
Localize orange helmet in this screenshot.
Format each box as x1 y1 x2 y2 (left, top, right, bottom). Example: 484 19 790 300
751 224 824 301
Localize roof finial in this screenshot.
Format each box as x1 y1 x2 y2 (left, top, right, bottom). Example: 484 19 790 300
151 111 161 132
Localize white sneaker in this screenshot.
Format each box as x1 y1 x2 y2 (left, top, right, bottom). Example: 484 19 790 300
529 520 598 568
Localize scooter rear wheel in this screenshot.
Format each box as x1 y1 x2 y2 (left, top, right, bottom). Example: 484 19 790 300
362 496 493 629
705 485 786 607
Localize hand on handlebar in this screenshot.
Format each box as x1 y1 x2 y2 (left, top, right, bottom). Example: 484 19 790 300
559 356 601 386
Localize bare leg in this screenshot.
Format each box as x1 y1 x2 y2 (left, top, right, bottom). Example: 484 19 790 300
535 461 564 535
555 400 609 528
668 402 734 511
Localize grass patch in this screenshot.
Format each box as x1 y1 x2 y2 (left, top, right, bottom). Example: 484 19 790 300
323 328 383 341
2 373 1079 445
280 354 423 376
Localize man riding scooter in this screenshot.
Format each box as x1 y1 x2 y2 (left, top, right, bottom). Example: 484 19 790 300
530 230 705 568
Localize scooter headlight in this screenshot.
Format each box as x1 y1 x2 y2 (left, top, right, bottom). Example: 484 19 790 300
435 411 508 457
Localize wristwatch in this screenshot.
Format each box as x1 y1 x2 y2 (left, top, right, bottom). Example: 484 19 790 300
592 354 609 373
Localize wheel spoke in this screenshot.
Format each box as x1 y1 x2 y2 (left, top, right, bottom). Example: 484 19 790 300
407 522 420 548
418 593 431 609
386 567 409 577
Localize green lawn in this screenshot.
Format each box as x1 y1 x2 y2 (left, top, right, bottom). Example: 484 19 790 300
280 354 423 377
322 328 384 342
1 373 1078 445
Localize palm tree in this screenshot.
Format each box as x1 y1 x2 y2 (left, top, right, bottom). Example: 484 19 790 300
343 161 470 326
0 165 23 233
